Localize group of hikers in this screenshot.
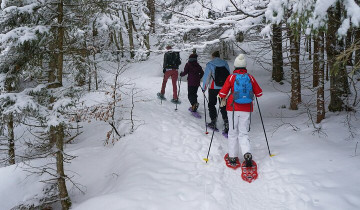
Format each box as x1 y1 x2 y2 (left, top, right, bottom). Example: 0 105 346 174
157 46 263 167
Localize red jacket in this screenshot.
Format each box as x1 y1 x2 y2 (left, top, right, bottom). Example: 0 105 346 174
219 68 262 112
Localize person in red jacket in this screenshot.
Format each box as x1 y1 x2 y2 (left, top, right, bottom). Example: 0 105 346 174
218 54 262 167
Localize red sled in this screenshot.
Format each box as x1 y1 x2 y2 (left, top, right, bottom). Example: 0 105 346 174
224 153 241 169
241 160 258 183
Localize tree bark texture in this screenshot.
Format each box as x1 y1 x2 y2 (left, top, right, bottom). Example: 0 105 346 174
313 34 319 88
127 7 135 58
4 68 17 165
346 26 353 66
288 24 301 110
55 124 71 210
272 23 284 82
7 115 15 165
57 1 64 86
316 32 325 123
327 3 349 112
52 2 71 209
147 0 156 33
308 34 312 60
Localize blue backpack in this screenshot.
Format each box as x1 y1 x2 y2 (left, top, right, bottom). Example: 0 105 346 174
233 73 254 104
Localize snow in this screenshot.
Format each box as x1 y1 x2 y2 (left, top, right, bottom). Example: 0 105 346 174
1 46 360 210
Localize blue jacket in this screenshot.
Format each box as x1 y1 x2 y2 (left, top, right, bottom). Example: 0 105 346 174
202 57 230 90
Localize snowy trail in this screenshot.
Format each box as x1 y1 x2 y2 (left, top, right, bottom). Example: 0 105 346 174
2 53 357 210
86 63 310 210
69 54 320 210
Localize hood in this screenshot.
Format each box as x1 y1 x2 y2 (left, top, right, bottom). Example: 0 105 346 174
233 68 247 74
208 57 228 67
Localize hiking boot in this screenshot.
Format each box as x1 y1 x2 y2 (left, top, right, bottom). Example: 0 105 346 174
191 102 199 112
207 120 217 130
244 152 253 167
228 157 237 167
171 98 180 104
157 92 165 100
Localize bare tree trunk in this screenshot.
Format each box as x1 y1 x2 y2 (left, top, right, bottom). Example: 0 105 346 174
327 3 347 112
118 27 124 57
145 33 150 57
4 67 16 165
308 34 312 60
126 7 135 58
76 43 87 86
346 26 353 66
147 0 156 33
57 1 64 87
313 34 319 87
272 23 284 82
55 2 71 209
288 24 301 110
316 32 325 123
7 115 15 165
55 124 71 210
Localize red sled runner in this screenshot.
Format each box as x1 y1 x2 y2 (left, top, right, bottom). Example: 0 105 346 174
224 153 258 183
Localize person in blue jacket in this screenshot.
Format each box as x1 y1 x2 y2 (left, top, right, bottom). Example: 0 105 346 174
202 51 230 133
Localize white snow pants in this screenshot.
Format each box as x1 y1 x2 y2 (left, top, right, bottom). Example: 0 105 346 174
227 111 251 158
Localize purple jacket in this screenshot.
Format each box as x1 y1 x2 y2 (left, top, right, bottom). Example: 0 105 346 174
180 61 204 87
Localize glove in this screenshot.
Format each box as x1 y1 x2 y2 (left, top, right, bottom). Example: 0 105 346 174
180 72 184 77
163 68 166 74
217 94 226 107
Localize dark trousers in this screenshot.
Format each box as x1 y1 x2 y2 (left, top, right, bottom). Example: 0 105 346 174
208 89 228 122
188 86 199 105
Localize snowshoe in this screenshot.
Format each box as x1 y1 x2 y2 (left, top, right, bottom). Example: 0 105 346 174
207 121 218 132
171 98 181 104
241 160 258 183
188 107 201 119
157 92 166 100
224 153 240 169
222 131 228 138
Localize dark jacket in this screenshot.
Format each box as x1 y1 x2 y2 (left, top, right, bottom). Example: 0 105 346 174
180 61 204 87
163 51 181 71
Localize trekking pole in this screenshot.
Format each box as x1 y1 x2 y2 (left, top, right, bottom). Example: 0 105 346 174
200 86 209 134
199 86 209 104
175 77 182 111
203 95 208 134
255 97 274 157
203 98 221 163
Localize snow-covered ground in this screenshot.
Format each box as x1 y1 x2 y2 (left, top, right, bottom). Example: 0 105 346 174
1 51 360 210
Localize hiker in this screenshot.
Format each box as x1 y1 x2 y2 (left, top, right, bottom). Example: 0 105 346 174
158 45 181 104
218 54 263 167
180 53 204 112
202 51 230 134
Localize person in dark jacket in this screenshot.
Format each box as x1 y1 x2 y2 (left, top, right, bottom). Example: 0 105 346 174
180 54 204 111
158 45 181 104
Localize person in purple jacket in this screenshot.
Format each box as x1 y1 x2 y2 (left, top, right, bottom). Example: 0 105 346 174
180 54 204 112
